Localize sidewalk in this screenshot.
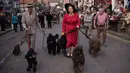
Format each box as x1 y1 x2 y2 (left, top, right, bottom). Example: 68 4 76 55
0 28 12 37
107 30 130 42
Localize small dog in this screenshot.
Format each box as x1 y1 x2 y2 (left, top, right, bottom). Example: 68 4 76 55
25 48 37 73
72 45 85 73
57 35 67 56
89 38 101 57
47 33 56 56
13 44 20 56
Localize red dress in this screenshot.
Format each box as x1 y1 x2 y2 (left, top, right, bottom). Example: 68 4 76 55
62 13 80 48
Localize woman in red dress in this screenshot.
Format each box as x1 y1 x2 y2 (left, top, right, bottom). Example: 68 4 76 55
62 3 80 57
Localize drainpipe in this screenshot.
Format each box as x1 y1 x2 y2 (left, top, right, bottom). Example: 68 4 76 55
124 0 128 8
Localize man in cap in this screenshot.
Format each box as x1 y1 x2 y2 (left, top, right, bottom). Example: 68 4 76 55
22 3 42 51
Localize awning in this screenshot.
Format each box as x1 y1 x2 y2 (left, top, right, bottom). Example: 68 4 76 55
3 5 12 12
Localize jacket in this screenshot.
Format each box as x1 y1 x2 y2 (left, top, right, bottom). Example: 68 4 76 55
12 16 18 24
22 10 38 34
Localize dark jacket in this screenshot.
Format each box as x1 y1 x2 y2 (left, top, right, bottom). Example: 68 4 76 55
38 13 44 22
46 13 53 21
0 12 6 24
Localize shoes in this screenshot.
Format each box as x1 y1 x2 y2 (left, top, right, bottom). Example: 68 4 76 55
102 43 107 46
27 68 31 71
89 36 92 39
70 53 72 57
34 52 37 55
66 53 72 58
66 53 70 57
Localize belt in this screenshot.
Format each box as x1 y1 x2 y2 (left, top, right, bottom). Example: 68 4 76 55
97 25 105 27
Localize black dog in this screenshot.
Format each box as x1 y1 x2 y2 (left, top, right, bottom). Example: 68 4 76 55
13 44 20 56
72 45 85 73
47 33 56 56
57 35 67 56
25 48 37 73
89 38 101 57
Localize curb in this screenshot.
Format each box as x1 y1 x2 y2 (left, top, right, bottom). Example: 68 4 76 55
0 29 12 37
107 30 130 43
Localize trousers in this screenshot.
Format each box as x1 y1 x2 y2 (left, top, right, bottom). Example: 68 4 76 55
26 34 36 49
96 26 107 44
84 23 92 36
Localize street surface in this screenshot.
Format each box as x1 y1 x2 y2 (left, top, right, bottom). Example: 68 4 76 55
0 22 130 73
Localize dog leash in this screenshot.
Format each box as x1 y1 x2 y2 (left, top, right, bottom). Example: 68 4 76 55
19 35 26 46
41 29 47 38
64 27 82 35
79 29 92 41
64 27 92 41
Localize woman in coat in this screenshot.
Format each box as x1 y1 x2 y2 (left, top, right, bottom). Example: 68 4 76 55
12 14 18 32
62 3 80 57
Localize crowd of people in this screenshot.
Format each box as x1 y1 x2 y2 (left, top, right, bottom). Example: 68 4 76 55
0 5 61 32
79 1 130 35
0 11 12 31
38 8 60 28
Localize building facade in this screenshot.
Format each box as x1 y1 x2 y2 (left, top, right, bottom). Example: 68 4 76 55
0 0 20 13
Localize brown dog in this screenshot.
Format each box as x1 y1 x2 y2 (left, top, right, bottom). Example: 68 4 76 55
89 37 101 57
72 45 85 73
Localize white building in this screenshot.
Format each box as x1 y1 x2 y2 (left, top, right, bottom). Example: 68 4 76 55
112 0 129 10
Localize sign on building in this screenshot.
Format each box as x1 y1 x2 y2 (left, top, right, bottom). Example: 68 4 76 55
64 0 69 4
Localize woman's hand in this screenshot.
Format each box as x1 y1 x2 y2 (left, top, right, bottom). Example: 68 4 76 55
76 26 80 29
62 32 65 36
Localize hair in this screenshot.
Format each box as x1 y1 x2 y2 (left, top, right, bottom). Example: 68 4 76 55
125 5 127 9
128 8 130 12
98 7 104 11
66 4 77 14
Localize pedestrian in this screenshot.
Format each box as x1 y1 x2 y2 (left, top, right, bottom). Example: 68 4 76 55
84 9 93 38
117 1 124 12
46 11 53 28
12 14 18 32
38 11 45 28
92 8 98 29
114 6 122 17
94 7 109 46
22 3 42 52
125 8 130 34
62 3 80 57
6 14 11 29
17 13 23 31
0 11 6 31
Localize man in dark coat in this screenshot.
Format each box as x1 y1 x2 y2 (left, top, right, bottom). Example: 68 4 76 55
38 11 45 28
17 13 23 31
46 11 53 28
0 12 6 31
